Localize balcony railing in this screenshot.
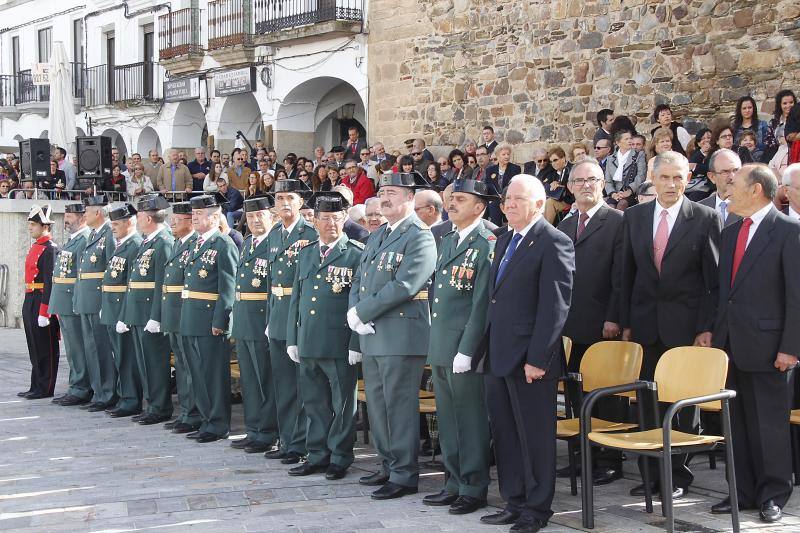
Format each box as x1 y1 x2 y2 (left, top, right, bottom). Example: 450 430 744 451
72 62 85 100
0 75 14 107
159 7 202 60
84 65 109 107
254 0 363 34
15 69 50 105
208 0 253 50
114 61 164 102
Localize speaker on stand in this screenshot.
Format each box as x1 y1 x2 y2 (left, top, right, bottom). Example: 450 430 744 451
76 136 112 193
18 138 51 185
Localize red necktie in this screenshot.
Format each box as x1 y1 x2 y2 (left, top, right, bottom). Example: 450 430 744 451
576 212 589 240
653 210 669 274
731 217 753 286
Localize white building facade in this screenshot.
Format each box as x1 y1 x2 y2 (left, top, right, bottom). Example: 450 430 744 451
0 0 369 158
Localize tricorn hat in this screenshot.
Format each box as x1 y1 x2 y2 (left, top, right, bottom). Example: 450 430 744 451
171 202 192 215
451 178 500 200
190 194 223 209
244 195 275 212
137 194 170 212
84 194 109 207
64 202 86 214
377 171 431 190
28 204 54 225
108 203 137 221
273 179 312 198
309 191 351 212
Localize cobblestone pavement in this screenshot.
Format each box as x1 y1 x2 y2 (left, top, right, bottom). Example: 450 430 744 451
0 327 798 532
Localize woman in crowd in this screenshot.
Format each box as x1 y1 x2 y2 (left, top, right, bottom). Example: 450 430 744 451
204 162 224 193
713 124 752 163
126 163 154 199
320 166 341 191
426 161 446 190
314 164 329 190
739 131 764 162
604 130 646 210
764 90 796 165
245 172 266 199
463 139 477 157
48 160 66 199
0 179 11 198
102 164 127 200
274 168 289 181
650 103 691 154
262 171 276 192
570 142 588 163
732 95 773 152
645 128 675 180
397 155 415 173
466 153 478 169
297 168 320 191
448 149 470 182
688 128 713 178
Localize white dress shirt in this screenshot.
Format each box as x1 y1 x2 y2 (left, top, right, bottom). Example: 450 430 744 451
180 230 196 245
116 230 138 248
743 202 775 248
388 211 414 232
579 201 604 222
455 217 483 247
788 205 800 221
652 196 684 240
612 150 631 183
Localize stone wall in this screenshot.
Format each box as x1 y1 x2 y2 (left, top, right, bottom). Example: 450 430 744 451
367 0 800 160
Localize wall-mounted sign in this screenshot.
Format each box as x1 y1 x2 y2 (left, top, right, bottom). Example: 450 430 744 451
163 76 201 102
214 67 256 97
31 63 50 86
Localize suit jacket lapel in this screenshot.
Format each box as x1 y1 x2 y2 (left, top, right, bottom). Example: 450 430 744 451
663 199 694 259
191 230 218 260
576 206 608 245
644 202 655 262
377 216 412 253
441 226 480 268
730 208 776 293
492 218 542 293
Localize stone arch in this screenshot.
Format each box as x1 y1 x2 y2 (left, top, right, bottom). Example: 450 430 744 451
76 127 86 137
213 93 262 155
171 100 206 151
100 128 128 156
39 130 49 139
137 126 162 155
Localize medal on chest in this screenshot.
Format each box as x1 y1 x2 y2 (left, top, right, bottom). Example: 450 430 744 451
252 257 268 287
138 248 155 277
327 265 353 293
179 249 190 267
109 256 126 279
58 250 73 276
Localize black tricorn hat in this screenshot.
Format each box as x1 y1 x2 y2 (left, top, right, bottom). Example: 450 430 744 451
451 178 500 200
84 194 109 207
244 195 275 212
330 145 345 153
108 203 137 221
64 202 86 214
28 204 54 225
137 194 170 212
190 194 223 209
309 191 351 212
273 179 312 197
377 171 431 190
172 202 192 215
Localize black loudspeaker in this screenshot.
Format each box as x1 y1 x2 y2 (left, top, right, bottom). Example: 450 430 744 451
77 135 112 181
19 138 51 180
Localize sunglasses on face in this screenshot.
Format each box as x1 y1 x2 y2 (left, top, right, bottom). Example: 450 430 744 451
594 145 609 150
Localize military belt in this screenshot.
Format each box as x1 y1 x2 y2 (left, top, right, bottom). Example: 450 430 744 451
181 290 218 301
271 286 293 297
102 285 127 293
236 292 268 301
25 282 44 290
412 290 429 300
128 281 155 290
53 277 76 284
162 285 183 294
79 272 104 280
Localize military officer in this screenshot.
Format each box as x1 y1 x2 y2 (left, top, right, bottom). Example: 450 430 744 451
348 172 437 499
102 203 144 418
230 196 280 454
423 178 496 514
122 195 175 425
50 202 93 406
75 195 119 412
20 204 60 399
286 191 364 480
180 194 238 443
263 179 317 464
161 202 202 434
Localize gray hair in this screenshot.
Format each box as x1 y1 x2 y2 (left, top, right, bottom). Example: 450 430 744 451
148 209 168 224
744 164 778 200
332 184 355 205
568 159 604 181
364 197 382 211
348 204 366 223
509 174 546 204
532 147 548 158
495 142 514 155
415 189 443 214
781 162 800 186
652 151 690 178
708 148 741 174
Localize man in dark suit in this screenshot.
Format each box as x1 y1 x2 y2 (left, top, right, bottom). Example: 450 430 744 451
523 148 557 182
557 160 625 485
710 164 800 523
476 174 574 533
341 126 367 160
699 149 743 227
620 151 721 498
480 125 498 154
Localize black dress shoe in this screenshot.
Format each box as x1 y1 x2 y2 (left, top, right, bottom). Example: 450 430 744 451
422 489 459 506
280 452 303 464
172 423 200 434
163 419 179 430
51 394 68 403
371 481 418 500
25 392 51 400
59 395 91 406
325 464 348 480
17 390 32 397
449 495 487 515
359 471 389 486
288 461 330 476
759 500 782 523
108 408 141 418
80 402 97 410
264 449 287 460
87 402 113 412
629 483 686 499
244 442 273 454
131 413 147 422
229 438 253 449
593 467 623 486
186 431 202 439
195 432 227 444
711 497 733 514
480 509 520 525
139 414 171 425
510 517 547 532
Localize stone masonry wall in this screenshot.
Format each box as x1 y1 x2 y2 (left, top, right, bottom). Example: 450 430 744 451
367 0 800 159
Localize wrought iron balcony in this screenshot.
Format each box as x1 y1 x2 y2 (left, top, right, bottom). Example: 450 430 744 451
0 75 14 107
84 64 109 107
208 0 253 50
159 7 202 60
113 61 165 102
254 0 363 35
15 69 49 105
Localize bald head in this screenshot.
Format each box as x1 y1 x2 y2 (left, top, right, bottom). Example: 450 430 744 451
414 189 443 227
505 174 545 230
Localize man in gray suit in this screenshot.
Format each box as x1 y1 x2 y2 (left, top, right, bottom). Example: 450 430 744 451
699 149 742 227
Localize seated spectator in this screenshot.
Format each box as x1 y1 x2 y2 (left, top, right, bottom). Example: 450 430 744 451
296 167 317 192
217 176 244 228
364 196 387 236
341 159 375 204
764 90 796 163
0 178 11 198
412 138 435 162
688 128 713 178
275 168 289 181
732 95 774 152
739 131 764 163
448 149 470 181
313 164 328 191
262 170 276 193
329 146 346 169
593 108 614 145
14 179 48 199
204 162 224 193
244 172 266 199
463 139 478 157
637 180 656 203
646 128 676 180
713 124 752 163
102 164 127 200
426 161 446 190
604 130 646 210
397 155 415 174
542 147 573 224
126 163 154 198
522 147 551 179
437 156 453 182
466 153 478 169
593 138 613 171
320 166 342 191
629 133 646 153
480 125 498 153
414 189 444 228
283 153 298 179
651 103 691 154
570 142 588 163
484 142 521 225
303 159 315 176
609 114 637 135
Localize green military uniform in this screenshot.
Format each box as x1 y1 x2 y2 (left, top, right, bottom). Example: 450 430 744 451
49 212 92 402
75 197 119 408
161 205 200 429
287 208 363 469
123 198 175 419
349 173 437 489
231 198 279 448
100 205 144 413
428 219 494 500
265 214 318 455
180 195 238 438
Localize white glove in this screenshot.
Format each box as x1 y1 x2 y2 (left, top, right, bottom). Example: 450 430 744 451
144 320 161 333
116 321 130 334
355 322 375 335
98 309 102 319
453 353 472 373
287 345 300 363
37 316 50 328
264 324 270 338
348 350 363 365
346 307 361 331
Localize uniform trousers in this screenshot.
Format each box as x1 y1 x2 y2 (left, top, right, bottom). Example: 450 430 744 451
237 339 279 444
131 326 173 417
169 333 200 425
60 314 92 400
185 335 231 436
22 292 60 395
81 313 117 405
107 326 142 412
268 338 307 454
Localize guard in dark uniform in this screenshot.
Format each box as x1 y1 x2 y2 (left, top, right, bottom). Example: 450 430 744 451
286 191 364 480
230 196 279 454
50 202 93 406
19 204 60 399
180 194 238 443
102 203 144 418
75 195 119 412
124 195 175 425
161 202 202 434
423 178 496 514
264 179 317 463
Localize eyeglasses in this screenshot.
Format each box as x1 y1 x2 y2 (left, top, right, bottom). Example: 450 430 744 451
719 133 733 139
535 159 547 163
411 152 422 156
569 177 602 186
711 168 740 177
298 173 308 177
360 151 370 155
594 145 609 150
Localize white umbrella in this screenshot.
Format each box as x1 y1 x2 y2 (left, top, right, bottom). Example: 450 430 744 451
48 41 77 157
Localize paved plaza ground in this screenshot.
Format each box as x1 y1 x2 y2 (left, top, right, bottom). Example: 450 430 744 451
0 327 798 532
